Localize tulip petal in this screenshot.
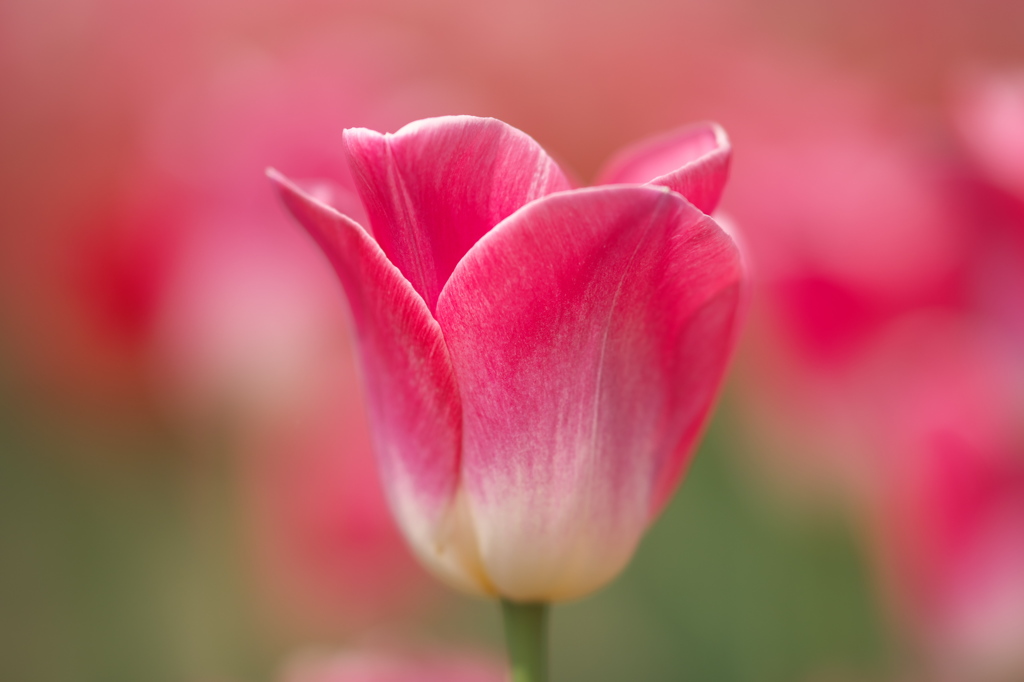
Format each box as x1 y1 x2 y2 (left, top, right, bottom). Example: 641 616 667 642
595 122 731 214
268 169 491 595
343 116 572 313
436 186 743 601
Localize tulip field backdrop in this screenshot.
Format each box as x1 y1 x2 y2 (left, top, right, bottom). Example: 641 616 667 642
2 0 1023 681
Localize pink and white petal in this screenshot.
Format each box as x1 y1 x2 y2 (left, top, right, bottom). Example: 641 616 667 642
436 186 744 601
344 116 572 313
595 122 731 214
268 169 490 595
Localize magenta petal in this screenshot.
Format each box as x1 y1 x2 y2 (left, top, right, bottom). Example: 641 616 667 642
344 116 572 313
435 186 744 600
268 169 489 594
595 122 731 214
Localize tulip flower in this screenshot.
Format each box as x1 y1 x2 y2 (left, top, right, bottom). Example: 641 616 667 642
270 114 741 598
270 115 742 680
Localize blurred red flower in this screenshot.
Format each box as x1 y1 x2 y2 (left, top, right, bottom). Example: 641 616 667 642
281 650 504 682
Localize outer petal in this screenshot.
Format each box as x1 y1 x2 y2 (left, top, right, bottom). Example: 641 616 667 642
291 178 371 230
268 169 490 595
344 116 572 313
595 122 731 214
436 185 744 601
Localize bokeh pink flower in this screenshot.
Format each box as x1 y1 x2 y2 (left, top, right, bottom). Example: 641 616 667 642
857 320 1024 680
281 650 505 682
720 59 970 501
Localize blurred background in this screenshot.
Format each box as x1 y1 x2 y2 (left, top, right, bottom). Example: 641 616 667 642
2 0 1023 680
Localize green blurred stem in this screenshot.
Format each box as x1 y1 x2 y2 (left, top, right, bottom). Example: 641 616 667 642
502 600 549 682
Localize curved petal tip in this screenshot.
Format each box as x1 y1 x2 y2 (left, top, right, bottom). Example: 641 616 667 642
596 121 731 214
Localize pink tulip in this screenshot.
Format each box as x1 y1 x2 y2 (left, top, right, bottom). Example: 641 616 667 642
270 115 744 601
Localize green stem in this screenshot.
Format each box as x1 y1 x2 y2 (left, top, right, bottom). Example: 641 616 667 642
501 600 549 682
